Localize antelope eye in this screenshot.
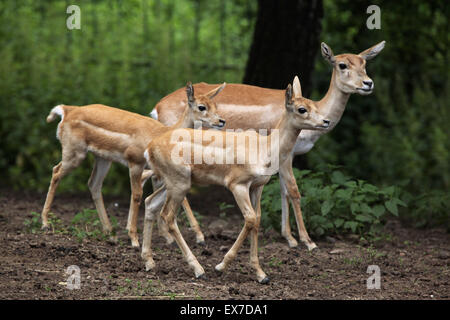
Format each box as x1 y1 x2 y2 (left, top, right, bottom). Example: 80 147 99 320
198 105 206 111
298 107 307 114
339 63 347 70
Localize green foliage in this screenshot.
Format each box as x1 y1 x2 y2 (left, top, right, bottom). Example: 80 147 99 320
24 211 66 234
260 165 407 238
405 191 450 230
306 0 449 229
0 0 256 194
24 212 42 234
24 208 118 242
218 201 234 219
69 208 118 242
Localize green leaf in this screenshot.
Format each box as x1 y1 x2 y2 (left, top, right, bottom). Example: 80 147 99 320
344 221 359 233
297 170 312 178
372 205 386 218
393 197 407 207
360 203 372 214
385 200 399 216
350 202 359 214
361 183 378 193
331 171 348 185
344 181 357 188
315 227 325 236
321 199 334 216
334 218 345 228
355 214 373 223
382 186 396 196
335 188 353 200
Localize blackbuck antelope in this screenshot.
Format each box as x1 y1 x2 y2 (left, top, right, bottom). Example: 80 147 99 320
41 82 226 247
141 77 331 283
150 41 386 250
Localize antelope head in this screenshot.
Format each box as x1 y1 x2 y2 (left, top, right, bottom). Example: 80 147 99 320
186 82 226 129
285 76 331 130
321 41 385 95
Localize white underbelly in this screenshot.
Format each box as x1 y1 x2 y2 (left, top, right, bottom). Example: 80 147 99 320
87 146 128 167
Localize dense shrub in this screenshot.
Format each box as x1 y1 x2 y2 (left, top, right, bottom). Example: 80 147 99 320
260 165 407 238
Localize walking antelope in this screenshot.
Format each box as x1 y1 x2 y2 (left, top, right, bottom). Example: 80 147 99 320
41 82 226 247
141 77 331 283
150 41 386 250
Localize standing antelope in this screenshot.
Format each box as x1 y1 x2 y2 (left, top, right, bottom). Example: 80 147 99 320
150 41 385 250
142 77 331 283
41 82 226 247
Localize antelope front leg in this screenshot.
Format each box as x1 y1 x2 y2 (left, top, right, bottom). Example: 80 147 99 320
161 192 205 279
249 185 269 283
127 164 145 248
181 198 205 245
156 197 202 245
216 185 267 283
279 158 317 251
141 186 166 271
280 175 299 248
151 176 175 245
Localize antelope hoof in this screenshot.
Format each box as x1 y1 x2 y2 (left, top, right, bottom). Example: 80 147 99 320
197 240 206 246
145 259 156 271
196 273 207 280
41 224 51 232
165 237 175 246
107 235 118 244
286 238 299 249
306 242 318 251
215 262 226 273
131 240 140 249
169 241 178 249
258 276 270 284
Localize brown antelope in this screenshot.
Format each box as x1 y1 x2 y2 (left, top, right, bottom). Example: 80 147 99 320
141 77 331 283
41 82 226 247
150 41 385 250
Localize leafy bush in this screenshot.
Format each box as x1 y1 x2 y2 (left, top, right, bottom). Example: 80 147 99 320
404 190 450 231
24 209 118 242
260 165 407 238
0 0 254 195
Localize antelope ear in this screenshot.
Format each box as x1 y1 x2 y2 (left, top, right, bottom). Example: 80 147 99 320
285 84 294 111
359 40 386 60
186 81 195 105
205 82 226 99
293 76 302 98
321 42 335 65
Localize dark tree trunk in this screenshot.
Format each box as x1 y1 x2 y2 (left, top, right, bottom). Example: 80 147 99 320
243 0 323 170
243 0 323 97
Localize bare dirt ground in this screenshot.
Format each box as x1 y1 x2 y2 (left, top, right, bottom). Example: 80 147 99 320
0 187 448 300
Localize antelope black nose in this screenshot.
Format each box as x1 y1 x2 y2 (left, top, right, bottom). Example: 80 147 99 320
323 120 330 125
363 80 373 88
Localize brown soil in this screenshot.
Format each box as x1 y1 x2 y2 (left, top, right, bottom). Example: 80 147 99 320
0 187 448 300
